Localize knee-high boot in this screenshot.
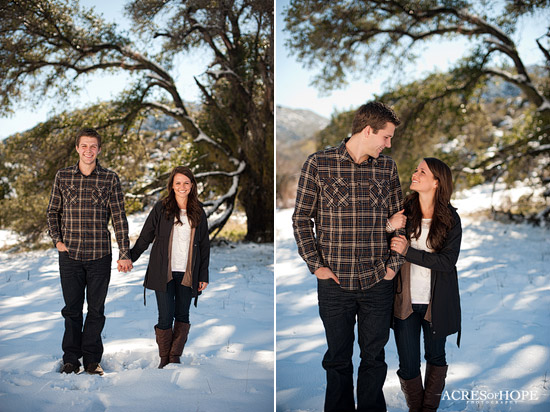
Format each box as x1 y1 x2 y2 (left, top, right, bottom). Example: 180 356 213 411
422 363 448 411
154 325 173 369
398 373 424 412
169 322 190 364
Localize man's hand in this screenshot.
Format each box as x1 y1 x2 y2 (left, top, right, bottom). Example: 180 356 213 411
198 282 208 291
314 267 340 284
388 209 407 231
117 259 133 273
56 242 68 252
384 267 396 280
390 235 408 255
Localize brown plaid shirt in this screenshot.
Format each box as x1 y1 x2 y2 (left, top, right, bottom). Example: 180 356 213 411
47 162 130 261
292 139 405 290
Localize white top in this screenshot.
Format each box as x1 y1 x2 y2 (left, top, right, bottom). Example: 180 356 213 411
171 210 191 272
410 218 433 304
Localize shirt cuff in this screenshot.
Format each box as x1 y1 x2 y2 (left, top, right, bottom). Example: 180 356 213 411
307 259 324 275
387 253 404 274
118 250 131 261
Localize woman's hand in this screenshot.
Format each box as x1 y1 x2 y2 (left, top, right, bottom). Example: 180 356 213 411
198 282 208 291
388 209 407 230
390 234 408 255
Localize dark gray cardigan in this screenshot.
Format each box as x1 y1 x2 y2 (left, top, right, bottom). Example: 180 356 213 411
130 200 210 306
394 205 462 346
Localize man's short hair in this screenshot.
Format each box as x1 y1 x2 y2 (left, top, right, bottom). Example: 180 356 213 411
351 101 401 135
76 127 102 147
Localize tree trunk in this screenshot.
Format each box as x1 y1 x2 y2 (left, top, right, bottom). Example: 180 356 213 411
240 166 273 243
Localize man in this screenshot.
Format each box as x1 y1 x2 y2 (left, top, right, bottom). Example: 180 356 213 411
292 101 405 411
47 127 133 376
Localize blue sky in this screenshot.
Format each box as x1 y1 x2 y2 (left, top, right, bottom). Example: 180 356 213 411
276 0 549 119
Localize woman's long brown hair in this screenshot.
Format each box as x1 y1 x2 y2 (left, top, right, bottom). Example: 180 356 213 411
405 158 455 251
162 166 202 228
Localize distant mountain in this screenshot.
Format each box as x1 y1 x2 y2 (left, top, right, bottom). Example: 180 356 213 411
276 105 329 146
276 106 329 208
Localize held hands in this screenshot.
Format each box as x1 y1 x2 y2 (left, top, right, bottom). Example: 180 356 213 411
388 209 407 231
314 267 340 284
390 235 408 255
117 259 133 273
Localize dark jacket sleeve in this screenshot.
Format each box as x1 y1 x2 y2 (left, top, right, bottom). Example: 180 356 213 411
130 202 161 263
198 209 210 283
405 211 462 272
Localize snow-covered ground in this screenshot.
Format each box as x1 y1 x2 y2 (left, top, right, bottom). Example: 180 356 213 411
0 212 274 412
276 185 550 412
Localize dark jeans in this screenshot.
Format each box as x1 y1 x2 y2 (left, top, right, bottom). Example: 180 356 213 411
155 271 193 330
58 252 112 367
317 278 394 412
393 304 447 380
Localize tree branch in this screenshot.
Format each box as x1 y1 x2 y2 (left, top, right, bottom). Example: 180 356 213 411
483 68 546 109
536 35 550 67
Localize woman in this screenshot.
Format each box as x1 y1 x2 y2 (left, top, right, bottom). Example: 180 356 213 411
131 166 210 368
389 158 462 412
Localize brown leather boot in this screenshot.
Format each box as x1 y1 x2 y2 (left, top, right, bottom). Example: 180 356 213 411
154 325 173 369
399 373 424 412
422 363 448 411
169 322 190 364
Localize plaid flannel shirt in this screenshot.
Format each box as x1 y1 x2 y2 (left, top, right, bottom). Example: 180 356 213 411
47 162 130 261
292 139 405 290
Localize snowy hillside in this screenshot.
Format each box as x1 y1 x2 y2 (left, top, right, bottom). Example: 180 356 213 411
276 106 329 146
276 189 550 411
0 212 274 412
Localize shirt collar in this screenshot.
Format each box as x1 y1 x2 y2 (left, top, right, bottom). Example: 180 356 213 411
337 138 378 165
71 161 101 176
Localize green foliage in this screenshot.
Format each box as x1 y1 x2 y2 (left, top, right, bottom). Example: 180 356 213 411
505 0 550 16
1 0 274 242
284 0 548 92
312 66 548 204
285 0 549 218
0 0 130 115
0 103 149 242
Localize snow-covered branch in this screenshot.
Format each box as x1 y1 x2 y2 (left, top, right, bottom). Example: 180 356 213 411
205 68 242 82
203 166 243 237
195 160 246 179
